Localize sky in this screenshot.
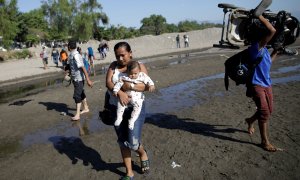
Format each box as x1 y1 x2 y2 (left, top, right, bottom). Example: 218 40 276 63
18 0 300 28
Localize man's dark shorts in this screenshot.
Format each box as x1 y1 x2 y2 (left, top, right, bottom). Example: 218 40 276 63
73 80 86 103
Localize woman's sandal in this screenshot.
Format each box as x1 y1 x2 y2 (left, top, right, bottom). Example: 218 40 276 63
141 150 150 174
120 175 134 180
141 159 150 174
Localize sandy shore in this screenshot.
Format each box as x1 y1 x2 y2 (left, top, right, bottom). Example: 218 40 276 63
0 31 300 179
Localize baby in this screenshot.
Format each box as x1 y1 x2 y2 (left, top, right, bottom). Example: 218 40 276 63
113 61 155 130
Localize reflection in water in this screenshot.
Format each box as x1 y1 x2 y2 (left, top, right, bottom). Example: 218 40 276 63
72 119 90 136
22 109 104 148
169 59 188 65
177 53 190 58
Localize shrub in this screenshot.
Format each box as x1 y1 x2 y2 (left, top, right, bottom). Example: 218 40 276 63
0 49 33 61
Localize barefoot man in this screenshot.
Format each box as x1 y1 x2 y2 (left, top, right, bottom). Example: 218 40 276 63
68 41 93 121
245 0 282 152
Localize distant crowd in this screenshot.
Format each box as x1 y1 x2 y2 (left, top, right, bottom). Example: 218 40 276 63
39 42 109 76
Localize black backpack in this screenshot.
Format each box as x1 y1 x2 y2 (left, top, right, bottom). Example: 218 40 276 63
224 48 263 90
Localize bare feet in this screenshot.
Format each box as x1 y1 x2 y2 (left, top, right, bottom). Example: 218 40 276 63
80 109 89 114
261 143 283 152
245 118 255 135
71 115 80 121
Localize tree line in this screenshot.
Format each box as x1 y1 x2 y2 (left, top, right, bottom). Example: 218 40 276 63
0 0 222 49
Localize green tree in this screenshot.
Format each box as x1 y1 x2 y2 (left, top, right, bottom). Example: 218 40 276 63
16 9 49 46
140 14 167 35
0 0 19 48
41 0 74 40
74 0 108 41
177 20 222 32
165 23 179 33
178 20 202 32
41 0 108 41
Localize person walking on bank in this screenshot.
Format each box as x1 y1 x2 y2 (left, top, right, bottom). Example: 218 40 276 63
40 46 49 70
105 42 150 179
176 34 180 48
68 41 93 121
51 48 60 67
87 46 96 76
245 0 281 152
183 34 189 48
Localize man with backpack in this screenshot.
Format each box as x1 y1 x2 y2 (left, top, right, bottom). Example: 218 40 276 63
244 0 281 152
68 41 93 121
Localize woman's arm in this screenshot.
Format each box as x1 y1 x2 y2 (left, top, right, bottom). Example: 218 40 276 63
106 62 117 91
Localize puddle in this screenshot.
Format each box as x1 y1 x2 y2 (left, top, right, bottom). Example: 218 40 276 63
146 73 224 114
22 108 106 148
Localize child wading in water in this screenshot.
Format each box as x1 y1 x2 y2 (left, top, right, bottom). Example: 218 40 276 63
113 61 155 130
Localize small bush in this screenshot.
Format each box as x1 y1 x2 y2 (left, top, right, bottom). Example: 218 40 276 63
0 49 33 61
13 49 33 59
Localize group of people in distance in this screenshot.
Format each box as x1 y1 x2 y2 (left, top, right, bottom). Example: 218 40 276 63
40 44 107 77
54 0 284 178
98 42 109 59
176 34 189 48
